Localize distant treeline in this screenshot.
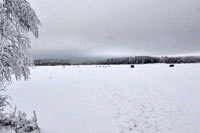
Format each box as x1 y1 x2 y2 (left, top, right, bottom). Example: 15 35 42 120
34 59 71 66
34 56 200 66
97 56 200 65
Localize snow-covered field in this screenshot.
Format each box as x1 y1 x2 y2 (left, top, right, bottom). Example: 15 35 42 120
5 64 200 133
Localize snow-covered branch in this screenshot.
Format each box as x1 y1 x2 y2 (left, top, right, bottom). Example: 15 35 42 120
0 0 40 82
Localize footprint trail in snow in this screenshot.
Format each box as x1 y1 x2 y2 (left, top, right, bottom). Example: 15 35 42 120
102 83 187 133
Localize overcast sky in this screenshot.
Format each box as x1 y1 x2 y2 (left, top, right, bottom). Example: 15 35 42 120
28 0 200 59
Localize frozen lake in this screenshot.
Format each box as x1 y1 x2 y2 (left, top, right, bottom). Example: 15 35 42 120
6 64 200 133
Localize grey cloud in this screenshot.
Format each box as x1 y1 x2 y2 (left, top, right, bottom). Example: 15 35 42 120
29 0 200 59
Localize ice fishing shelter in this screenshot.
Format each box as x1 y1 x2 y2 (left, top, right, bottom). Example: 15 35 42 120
131 65 135 68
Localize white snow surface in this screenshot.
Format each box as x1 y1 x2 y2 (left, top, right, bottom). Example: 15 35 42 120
5 64 200 133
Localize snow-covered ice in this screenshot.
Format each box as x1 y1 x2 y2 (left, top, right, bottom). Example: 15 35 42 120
5 64 200 133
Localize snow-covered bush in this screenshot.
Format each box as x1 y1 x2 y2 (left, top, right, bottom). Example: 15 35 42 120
0 107 40 133
0 86 40 133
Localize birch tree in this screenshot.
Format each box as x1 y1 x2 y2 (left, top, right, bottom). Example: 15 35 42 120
0 0 40 83
0 0 41 132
